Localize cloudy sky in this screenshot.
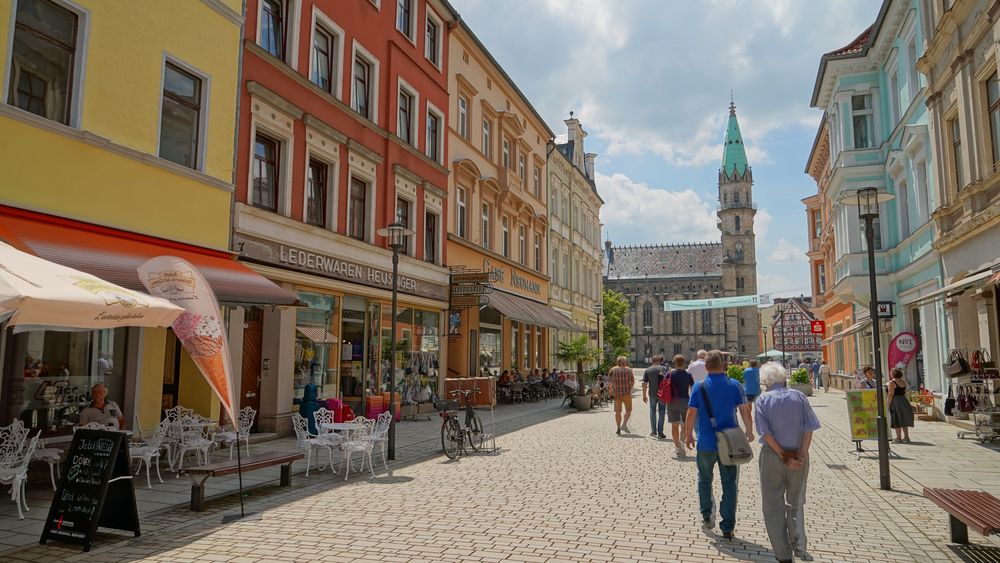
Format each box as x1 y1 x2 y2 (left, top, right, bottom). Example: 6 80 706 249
451 0 881 298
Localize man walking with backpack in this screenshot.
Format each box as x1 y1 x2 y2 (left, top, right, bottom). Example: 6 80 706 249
642 354 669 439
685 350 754 540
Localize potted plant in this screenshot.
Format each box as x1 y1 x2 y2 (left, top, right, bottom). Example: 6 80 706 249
555 335 601 411
790 368 813 396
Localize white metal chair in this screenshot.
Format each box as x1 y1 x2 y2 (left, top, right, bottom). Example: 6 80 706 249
0 434 39 519
213 406 256 460
0 420 30 466
30 438 63 492
312 407 339 443
129 420 168 488
371 411 393 471
173 418 214 474
73 422 108 432
163 405 194 422
291 413 337 476
339 417 376 480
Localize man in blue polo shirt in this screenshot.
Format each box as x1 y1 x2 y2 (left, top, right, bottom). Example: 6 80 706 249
685 350 754 540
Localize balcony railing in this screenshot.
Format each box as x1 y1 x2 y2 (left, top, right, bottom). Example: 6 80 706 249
716 201 757 212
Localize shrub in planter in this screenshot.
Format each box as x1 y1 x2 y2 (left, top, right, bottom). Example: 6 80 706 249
790 368 811 385
726 365 745 383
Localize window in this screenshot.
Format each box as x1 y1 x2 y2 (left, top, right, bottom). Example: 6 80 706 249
306 159 327 227
311 26 335 92
481 203 491 250
481 119 491 158
551 187 559 216
813 210 821 238
425 12 440 66
860 216 882 251
907 39 919 101
518 225 526 265
988 73 1000 165
501 216 510 257
502 139 510 168
518 154 526 183
889 70 900 124
734 216 741 233
673 343 682 355
851 94 873 149
534 233 541 271
551 249 559 285
261 0 286 59
457 96 468 139
643 303 653 328
426 109 441 163
533 167 541 197
424 211 438 263
396 197 411 255
396 0 413 39
701 309 712 334
456 187 467 238
348 177 368 240
398 88 414 144
818 263 827 293
7 0 79 125
252 134 279 211
159 62 202 169
352 55 372 119
672 310 682 334
950 117 964 189
562 255 568 287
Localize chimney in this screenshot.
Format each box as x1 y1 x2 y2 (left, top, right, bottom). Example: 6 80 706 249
585 153 597 180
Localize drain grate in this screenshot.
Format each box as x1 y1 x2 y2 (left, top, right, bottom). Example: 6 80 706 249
827 464 849 470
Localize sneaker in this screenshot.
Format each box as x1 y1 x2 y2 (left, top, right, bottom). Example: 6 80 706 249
893 438 903 444
793 549 814 561
903 438 912 443
722 531 733 540
658 433 667 439
676 445 686 458
650 432 657 437
621 424 630 434
702 516 715 529
616 427 621 435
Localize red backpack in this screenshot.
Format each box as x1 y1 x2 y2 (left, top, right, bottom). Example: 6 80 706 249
656 367 673 403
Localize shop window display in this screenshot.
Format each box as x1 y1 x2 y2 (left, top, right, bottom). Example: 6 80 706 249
380 308 440 408
294 292 338 400
479 306 502 376
3 328 126 436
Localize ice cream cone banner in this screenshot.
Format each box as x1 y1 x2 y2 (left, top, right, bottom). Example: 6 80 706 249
138 257 236 424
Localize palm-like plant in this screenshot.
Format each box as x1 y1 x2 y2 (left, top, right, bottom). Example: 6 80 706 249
555 335 601 396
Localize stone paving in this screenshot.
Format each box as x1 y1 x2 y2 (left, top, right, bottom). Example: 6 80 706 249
6 383 1000 562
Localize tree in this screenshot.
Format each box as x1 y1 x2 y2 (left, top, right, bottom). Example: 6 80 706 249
554 335 601 396
602 289 631 358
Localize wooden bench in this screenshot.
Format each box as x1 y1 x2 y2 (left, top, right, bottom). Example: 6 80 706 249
181 450 304 511
923 487 1000 544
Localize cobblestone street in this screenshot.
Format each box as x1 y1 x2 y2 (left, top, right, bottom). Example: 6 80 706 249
9 384 1000 562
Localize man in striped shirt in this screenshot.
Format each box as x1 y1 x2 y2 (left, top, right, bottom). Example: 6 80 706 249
609 356 635 435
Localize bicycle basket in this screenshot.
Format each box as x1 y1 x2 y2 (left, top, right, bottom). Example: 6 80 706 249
435 400 459 412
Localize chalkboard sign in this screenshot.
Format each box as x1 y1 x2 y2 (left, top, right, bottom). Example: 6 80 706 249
39 429 140 552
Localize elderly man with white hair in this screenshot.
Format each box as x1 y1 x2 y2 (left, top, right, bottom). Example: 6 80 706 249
754 362 821 563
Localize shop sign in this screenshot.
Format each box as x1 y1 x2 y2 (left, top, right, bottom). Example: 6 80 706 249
451 295 482 308
452 271 499 284
877 301 895 318
810 320 825 334
234 236 449 301
451 284 493 296
846 389 878 441
888 332 920 370
482 258 541 296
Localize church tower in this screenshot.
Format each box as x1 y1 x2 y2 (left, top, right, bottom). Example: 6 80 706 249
717 100 760 356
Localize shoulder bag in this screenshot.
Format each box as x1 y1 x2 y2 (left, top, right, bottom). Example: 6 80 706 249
944 384 956 416
699 383 753 466
656 367 674 403
946 350 971 378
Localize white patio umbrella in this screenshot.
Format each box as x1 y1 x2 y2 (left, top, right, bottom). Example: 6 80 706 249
0 242 183 331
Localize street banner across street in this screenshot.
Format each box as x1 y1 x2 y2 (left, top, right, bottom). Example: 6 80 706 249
663 294 767 311
138 257 237 424
846 389 878 441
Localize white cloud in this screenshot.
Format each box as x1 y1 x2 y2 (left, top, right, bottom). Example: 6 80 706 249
596 172 719 245
755 208 774 242
768 239 807 263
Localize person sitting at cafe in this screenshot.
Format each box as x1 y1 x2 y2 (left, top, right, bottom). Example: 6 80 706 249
513 369 524 383
564 372 579 392
498 370 512 385
79 383 125 430
549 368 559 382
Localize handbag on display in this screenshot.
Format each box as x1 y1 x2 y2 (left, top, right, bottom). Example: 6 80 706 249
944 385 956 416
946 350 971 377
975 349 998 378
958 385 978 413
699 385 753 466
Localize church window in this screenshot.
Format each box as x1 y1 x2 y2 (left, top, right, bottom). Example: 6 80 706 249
735 216 741 232
701 309 711 334
642 302 652 328
734 191 740 203
671 310 682 334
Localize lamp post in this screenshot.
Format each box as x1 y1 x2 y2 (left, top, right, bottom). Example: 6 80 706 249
376 221 414 461
594 302 604 362
841 187 895 491
643 325 653 365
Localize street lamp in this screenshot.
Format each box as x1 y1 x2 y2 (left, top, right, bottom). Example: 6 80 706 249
840 186 895 491
376 221 414 461
643 325 653 365
594 303 604 361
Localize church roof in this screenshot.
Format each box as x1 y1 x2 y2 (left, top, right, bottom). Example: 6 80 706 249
721 102 749 179
604 242 724 280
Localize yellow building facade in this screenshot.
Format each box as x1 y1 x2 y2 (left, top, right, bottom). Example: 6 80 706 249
0 0 289 437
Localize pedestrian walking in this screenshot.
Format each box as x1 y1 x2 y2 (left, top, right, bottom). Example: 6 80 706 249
642 354 668 438
667 354 694 457
743 360 761 408
688 349 708 383
755 362 821 563
685 350 754 539
608 356 635 435
811 358 821 390
888 368 914 443
819 360 831 393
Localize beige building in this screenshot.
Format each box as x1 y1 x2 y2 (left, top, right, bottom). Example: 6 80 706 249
548 117 604 367
445 22 574 378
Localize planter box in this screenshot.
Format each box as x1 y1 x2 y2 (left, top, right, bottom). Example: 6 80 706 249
790 383 813 396
572 395 592 411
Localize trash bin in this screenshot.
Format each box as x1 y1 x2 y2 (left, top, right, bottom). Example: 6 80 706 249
298 384 321 434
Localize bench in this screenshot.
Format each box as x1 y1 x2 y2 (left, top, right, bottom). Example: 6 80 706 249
923 487 1000 544
181 450 304 511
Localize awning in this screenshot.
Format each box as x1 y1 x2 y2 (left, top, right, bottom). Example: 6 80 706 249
296 326 337 344
907 269 994 307
822 318 872 345
0 206 299 306
484 290 583 332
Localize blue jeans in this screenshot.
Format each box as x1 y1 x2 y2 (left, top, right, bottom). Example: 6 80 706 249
649 396 666 434
697 450 740 533
813 374 822 389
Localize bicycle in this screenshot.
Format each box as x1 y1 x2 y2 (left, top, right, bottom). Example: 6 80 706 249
436 388 484 459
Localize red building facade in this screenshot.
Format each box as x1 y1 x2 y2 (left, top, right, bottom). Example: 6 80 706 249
232 0 458 432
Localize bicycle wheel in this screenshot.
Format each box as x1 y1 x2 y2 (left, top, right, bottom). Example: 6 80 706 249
441 417 462 459
466 411 485 451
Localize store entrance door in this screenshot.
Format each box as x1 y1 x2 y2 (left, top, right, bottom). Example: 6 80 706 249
161 331 181 416
240 307 262 431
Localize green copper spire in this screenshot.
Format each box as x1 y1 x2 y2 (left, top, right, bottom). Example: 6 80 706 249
721 100 749 179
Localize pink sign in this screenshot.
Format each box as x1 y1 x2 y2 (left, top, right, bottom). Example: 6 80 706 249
888 332 920 370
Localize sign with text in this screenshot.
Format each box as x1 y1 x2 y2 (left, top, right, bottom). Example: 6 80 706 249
663 294 766 311
451 284 493 296
877 301 895 318
452 271 499 284
846 389 878 441
888 332 920 370
40 429 139 552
